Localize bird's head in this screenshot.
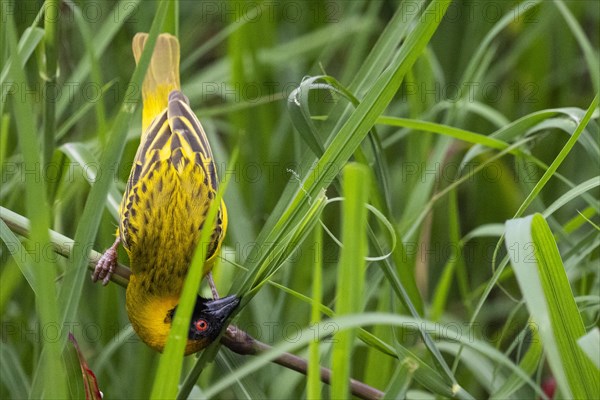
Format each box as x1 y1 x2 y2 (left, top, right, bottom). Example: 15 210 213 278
126 290 239 355
177 295 240 354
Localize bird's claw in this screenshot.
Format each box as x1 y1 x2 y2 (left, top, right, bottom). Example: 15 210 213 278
92 240 120 285
207 271 220 300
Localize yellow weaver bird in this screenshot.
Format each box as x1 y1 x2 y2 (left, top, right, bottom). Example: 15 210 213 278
92 33 238 355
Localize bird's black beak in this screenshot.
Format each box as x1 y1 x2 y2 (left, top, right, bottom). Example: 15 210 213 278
202 295 240 323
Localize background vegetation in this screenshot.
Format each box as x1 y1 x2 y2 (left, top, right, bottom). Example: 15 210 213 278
1 0 598 399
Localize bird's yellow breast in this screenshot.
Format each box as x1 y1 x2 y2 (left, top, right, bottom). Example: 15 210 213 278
125 277 178 352
122 158 214 288
125 276 211 354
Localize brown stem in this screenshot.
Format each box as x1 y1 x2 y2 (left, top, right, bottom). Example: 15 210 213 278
221 325 384 400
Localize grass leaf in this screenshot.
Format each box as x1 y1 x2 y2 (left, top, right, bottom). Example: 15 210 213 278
506 213 599 398
331 163 370 399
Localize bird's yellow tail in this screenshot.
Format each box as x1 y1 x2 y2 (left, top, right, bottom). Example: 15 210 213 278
132 33 181 132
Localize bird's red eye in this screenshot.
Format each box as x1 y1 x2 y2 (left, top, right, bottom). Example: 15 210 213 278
194 319 209 332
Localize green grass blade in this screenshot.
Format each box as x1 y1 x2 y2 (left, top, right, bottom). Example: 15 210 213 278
42 0 59 166
530 214 599 398
0 27 44 89
363 284 395 390
163 0 179 36
378 116 512 151
0 219 37 293
58 142 121 218
55 79 117 140
0 23 43 133
506 213 599 398
0 345 30 399
382 359 417 400
553 0 600 92
180 5 258 72
514 95 598 218
348 1 422 95
491 322 544 399
462 107 592 167
56 0 142 118
430 190 463 321
0 259 23 313
93 325 136 375
307 223 323 399
543 177 600 217
331 163 370 399
577 328 600 369
458 1 543 89
65 0 108 142
6 15 67 399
